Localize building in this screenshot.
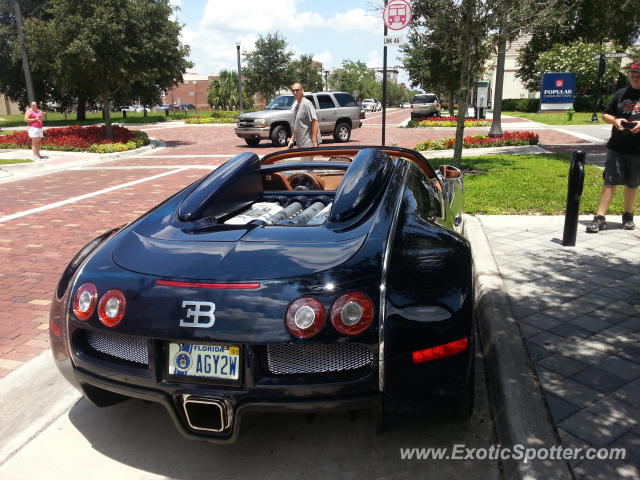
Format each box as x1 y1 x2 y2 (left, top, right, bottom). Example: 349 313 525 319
485 36 537 105
161 72 216 109
374 68 399 84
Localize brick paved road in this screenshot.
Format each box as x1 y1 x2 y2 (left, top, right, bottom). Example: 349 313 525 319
0 110 592 376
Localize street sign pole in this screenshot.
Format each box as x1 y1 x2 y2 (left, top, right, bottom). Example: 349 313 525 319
382 0 388 146
592 53 606 123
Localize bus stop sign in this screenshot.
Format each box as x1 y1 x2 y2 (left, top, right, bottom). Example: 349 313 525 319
383 0 412 30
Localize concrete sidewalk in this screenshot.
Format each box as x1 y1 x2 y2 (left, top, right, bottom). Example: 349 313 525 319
466 214 640 480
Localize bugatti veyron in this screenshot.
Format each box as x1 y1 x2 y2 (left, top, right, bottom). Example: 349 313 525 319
49 145 474 442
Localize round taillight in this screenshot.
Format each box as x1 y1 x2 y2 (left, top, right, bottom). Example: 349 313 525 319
72 283 97 321
285 297 326 338
331 292 374 335
98 290 126 327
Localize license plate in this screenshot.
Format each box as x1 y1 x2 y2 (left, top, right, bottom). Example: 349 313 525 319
168 343 240 380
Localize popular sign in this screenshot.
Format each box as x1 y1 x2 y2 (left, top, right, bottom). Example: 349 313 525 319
540 73 576 104
383 0 412 30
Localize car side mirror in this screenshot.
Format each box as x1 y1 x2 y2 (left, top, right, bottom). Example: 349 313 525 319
439 165 462 179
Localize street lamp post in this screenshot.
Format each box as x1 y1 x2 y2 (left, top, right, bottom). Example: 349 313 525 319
236 41 244 114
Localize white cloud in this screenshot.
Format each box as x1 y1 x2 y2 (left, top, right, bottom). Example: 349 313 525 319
201 0 323 33
328 8 380 32
313 51 334 66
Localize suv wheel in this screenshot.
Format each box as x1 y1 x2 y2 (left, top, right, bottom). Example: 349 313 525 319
333 122 351 142
245 138 260 146
271 125 289 147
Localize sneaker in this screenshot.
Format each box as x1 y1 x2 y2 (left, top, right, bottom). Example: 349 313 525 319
586 215 607 233
622 212 636 230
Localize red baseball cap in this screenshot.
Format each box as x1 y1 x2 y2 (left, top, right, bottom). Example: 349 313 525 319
629 61 640 72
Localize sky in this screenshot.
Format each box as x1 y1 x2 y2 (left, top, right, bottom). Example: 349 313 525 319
169 0 411 85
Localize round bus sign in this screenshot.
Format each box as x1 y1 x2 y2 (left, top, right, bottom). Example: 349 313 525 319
383 0 412 31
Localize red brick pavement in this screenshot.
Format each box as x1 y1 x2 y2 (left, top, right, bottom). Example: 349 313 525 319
0 111 595 376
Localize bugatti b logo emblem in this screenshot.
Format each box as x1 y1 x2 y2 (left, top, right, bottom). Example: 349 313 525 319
180 301 216 328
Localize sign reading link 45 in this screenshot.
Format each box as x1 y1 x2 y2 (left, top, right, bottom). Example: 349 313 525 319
540 72 577 111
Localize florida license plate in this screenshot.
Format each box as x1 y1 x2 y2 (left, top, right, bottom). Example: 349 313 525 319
168 343 240 380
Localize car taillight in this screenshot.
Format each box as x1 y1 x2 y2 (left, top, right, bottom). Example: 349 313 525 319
285 297 326 338
331 292 374 335
436 103 440 109
72 282 97 321
97 290 126 327
412 338 469 364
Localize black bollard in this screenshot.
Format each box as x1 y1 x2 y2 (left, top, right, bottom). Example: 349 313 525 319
562 150 586 246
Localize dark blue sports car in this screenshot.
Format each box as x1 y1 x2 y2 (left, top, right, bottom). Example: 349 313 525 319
49 145 474 442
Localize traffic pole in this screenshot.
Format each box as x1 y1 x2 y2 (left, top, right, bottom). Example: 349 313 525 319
382 0 388 146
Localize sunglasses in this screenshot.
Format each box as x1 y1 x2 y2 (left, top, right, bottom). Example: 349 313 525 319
291 88 301 93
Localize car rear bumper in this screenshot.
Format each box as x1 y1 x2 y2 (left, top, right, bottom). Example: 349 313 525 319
68 361 380 443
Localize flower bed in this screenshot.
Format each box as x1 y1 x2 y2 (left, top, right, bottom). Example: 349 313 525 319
415 131 539 151
408 116 491 128
185 115 235 124
0 125 149 152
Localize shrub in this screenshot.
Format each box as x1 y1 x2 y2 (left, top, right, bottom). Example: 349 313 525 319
501 98 539 112
415 131 539 150
185 116 214 124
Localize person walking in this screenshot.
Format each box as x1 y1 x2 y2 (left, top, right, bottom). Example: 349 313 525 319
287 83 319 148
587 61 640 232
24 101 44 161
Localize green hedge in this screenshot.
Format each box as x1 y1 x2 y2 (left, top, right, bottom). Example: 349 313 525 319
501 95 614 113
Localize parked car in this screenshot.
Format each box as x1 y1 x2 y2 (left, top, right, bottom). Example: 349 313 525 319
401 101 411 108
178 104 196 111
235 91 362 147
410 93 441 119
361 98 380 112
49 144 473 443
156 104 175 112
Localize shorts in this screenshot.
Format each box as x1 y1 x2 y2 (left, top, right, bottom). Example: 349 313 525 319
27 127 44 138
603 148 640 189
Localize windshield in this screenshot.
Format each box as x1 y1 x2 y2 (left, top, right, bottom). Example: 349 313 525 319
266 95 295 110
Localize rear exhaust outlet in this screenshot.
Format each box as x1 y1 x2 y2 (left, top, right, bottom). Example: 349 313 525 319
182 395 230 433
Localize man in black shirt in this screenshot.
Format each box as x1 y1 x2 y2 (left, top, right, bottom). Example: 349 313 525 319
587 61 640 232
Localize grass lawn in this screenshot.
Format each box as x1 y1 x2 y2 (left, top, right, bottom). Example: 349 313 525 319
500 111 599 125
428 153 618 215
0 158 31 165
0 110 217 128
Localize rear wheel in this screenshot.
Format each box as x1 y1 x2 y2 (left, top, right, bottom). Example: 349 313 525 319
271 125 289 147
244 138 260 146
333 122 351 142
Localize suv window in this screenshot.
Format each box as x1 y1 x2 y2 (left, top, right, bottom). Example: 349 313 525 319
334 93 357 107
412 95 438 104
316 94 336 109
266 95 295 110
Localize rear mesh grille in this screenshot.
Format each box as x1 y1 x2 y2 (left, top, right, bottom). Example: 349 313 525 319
86 330 149 366
265 343 374 375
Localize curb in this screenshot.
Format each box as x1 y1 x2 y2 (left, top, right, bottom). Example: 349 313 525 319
0 350 81 464
0 139 163 182
463 215 572 480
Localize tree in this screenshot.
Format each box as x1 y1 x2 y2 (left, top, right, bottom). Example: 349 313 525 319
21 0 191 136
328 60 379 100
207 70 253 110
243 32 293 103
288 54 323 92
0 0 59 109
516 0 640 92
535 41 623 97
406 0 493 165
486 0 562 137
